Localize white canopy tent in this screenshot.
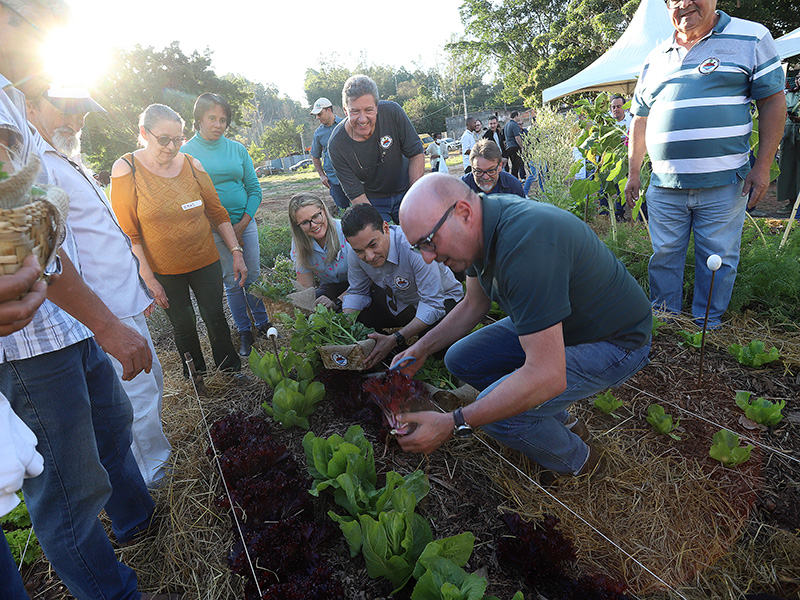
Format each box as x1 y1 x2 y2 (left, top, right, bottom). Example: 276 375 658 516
776 27 800 60
542 0 674 103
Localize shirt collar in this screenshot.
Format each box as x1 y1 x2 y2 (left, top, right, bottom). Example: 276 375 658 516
190 133 224 148
387 225 400 265
664 10 728 52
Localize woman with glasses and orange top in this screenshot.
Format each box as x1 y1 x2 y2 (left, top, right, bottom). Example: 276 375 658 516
111 103 246 383
288 193 350 311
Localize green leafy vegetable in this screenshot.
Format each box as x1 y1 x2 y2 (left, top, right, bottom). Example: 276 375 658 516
709 430 753 467
645 404 681 440
1 496 41 566
262 377 325 429
651 316 665 337
411 552 524 600
734 391 785 426
249 253 295 300
303 425 376 496
413 357 459 390
677 330 703 349
278 306 374 355
728 340 780 368
249 346 315 388
593 390 624 417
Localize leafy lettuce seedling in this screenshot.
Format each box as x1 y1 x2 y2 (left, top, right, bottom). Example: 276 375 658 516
734 391 785 426
411 553 524 600
250 346 314 388
645 404 681 440
728 340 780 368
677 330 703 349
262 377 325 429
709 430 753 467
593 390 624 417
1 495 41 566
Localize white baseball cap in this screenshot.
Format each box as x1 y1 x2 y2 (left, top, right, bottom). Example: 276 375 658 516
310 97 333 115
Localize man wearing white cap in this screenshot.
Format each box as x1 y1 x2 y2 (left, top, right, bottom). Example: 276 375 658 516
310 97 348 211
27 85 171 488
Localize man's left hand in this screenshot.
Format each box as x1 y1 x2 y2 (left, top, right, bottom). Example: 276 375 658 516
394 410 453 454
363 332 396 369
742 165 771 208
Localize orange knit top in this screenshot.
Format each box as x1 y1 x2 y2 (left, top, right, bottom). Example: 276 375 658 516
111 153 231 275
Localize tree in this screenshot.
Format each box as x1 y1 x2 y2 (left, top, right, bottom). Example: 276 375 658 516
403 86 449 135
261 119 303 160
248 141 265 166
304 65 351 108
726 0 800 36
81 43 249 169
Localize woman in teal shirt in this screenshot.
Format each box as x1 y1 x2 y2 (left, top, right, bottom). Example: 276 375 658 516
182 93 269 357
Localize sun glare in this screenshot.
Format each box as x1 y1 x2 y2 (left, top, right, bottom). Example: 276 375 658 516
41 26 111 91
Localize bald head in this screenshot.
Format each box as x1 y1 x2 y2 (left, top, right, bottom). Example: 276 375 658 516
399 174 483 271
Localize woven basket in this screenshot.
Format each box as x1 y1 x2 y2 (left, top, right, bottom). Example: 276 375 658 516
0 154 68 278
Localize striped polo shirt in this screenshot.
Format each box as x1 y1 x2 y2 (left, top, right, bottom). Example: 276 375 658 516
631 11 784 189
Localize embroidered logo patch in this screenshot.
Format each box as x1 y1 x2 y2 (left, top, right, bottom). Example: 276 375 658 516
698 57 720 75
394 275 410 289
331 353 349 367
380 135 393 149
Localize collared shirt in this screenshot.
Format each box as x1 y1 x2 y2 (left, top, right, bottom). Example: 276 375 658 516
0 75 92 362
310 116 343 185
290 218 349 284
342 225 463 325
631 11 784 189
38 141 152 319
461 170 525 197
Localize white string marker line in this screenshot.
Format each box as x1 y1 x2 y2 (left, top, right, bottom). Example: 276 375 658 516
16 527 34 571
187 361 264 599
622 382 800 465
470 434 691 600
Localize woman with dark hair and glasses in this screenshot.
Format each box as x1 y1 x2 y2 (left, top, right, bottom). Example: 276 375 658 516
182 93 270 356
111 103 246 384
288 193 349 310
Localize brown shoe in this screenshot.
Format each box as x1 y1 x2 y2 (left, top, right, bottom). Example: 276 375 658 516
577 442 602 477
566 416 591 443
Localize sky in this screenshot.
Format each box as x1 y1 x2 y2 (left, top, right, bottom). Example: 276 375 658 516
53 0 467 105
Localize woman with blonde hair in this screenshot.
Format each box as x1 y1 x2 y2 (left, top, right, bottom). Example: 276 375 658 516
111 103 246 383
289 193 349 309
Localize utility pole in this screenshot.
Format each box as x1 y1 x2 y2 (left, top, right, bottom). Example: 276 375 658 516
463 89 468 119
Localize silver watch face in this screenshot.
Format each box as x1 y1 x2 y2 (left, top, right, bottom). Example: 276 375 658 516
454 424 473 438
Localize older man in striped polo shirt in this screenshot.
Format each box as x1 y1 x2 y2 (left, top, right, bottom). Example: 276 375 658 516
624 0 785 328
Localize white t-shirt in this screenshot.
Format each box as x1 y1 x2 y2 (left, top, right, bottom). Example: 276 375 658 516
460 129 477 169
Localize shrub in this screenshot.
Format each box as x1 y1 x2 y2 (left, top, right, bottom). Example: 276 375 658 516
258 224 292 268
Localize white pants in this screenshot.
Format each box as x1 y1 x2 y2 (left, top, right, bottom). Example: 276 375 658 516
108 312 170 487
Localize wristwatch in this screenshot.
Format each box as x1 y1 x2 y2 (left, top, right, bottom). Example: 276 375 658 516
393 331 406 347
452 407 473 438
230 245 244 253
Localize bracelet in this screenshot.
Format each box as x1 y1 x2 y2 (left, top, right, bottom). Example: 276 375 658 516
230 245 244 253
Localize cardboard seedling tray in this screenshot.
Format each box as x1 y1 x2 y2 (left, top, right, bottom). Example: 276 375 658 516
318 338 376 371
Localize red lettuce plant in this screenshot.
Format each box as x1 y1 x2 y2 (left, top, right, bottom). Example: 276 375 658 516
362 371 436 434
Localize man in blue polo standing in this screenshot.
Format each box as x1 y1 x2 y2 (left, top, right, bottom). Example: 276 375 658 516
625 0 785 328
310 97 349 213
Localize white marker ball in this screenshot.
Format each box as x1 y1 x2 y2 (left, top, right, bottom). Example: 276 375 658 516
706 254 722 271
266 327 279 339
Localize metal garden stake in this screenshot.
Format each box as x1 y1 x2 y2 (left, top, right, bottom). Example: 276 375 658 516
697 254 722 387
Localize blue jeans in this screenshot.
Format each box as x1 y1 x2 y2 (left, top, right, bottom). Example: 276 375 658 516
445 318 651 474
523 163 544 196
646 181 746 327
0 339 153 600
0 533 28 600
213 219 270 333
328 183 350 211
368 193 405 224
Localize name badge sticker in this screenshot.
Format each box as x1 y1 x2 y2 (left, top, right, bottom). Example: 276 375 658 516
181 200 203 211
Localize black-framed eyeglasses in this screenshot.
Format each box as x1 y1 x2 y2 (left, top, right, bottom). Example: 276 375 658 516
353 146 386 172
298 210 324 230
411 203 458 253
146 129 186 148
664 0 691 8
473 165 500 178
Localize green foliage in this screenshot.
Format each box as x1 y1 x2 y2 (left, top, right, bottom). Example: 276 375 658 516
257 224 292 268
414 357 459 390
734 391 785 427
651 316 665 337
677 330 703 349
81 43 250 169
249 346 315 389
593 390 624 417
403 86 448 136
709 430 753 467
521 105 581 203
1 496 41 566
262 377 325 430
728 340 780 368
247 141 265 166
412 553 524 600
645 404 681 440
261 119 303 160
304 425 377 494
249 253 295 301
278 306 374 355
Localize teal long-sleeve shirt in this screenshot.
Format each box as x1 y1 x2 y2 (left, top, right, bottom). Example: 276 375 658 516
181 134 261 224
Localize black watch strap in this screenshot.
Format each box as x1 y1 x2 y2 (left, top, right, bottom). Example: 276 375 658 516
393 331 406 346
452 407 473 437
